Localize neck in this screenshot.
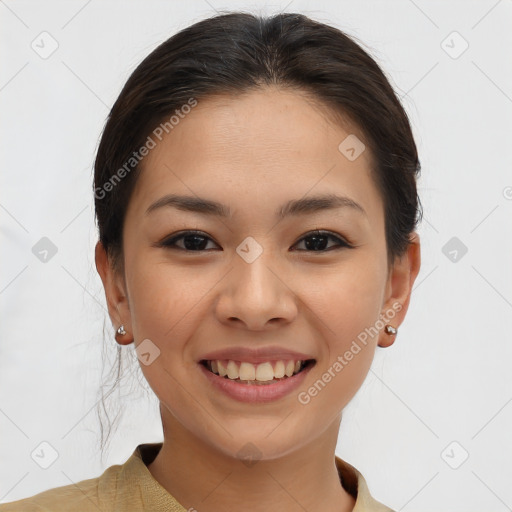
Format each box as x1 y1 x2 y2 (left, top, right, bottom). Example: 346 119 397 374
147 411 356 512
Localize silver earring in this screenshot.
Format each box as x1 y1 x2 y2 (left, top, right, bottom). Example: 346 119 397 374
384 324 397 335
117 325 127 336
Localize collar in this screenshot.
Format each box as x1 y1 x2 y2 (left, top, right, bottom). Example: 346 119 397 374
123 442 393 511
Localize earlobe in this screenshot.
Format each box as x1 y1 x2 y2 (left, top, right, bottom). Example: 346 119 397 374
114 324 133 345
377 232 421 348
95 241 133 345
379 323 398 348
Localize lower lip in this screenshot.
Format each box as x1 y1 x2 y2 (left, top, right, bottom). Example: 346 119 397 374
198 361 315 403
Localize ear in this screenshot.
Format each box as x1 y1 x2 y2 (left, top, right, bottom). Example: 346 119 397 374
95 241 133 345
378 232 421 348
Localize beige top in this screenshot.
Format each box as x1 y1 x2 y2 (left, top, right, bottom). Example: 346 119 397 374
0 442 394 511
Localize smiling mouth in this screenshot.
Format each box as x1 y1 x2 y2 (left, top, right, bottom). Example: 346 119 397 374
200 359 316 385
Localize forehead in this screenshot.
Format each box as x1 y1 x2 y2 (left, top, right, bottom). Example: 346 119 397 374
126 87 383 225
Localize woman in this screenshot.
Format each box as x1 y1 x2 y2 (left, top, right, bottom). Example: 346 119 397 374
1 11 421 512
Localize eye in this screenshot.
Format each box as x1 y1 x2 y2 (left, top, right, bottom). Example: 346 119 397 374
158 229 353 252
159 230 220 251
291 230 353 252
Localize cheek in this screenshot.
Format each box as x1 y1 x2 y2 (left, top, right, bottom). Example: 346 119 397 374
294 256 385 339
293 256 385 402
125 261 205 403
125 256 204 353
298 267 382 408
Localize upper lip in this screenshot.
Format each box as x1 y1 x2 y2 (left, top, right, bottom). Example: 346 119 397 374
198 346 316 365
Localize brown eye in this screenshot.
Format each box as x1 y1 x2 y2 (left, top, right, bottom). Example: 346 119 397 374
291 230 353 252
159 229 353 253
160 231 220 251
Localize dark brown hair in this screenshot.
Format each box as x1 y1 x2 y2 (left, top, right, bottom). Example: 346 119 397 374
93 11 422 457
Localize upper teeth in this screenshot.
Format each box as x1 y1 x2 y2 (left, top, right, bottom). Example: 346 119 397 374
207 360 305 381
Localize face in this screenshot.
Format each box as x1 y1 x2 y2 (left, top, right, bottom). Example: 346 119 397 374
97 86 419 460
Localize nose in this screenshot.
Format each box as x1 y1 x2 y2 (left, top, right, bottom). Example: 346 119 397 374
214 250 298 331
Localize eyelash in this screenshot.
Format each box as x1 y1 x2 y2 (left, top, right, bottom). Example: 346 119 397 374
158 229 354 253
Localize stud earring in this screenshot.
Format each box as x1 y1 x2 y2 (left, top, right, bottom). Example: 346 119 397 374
384 324 397 335
117 325 127 336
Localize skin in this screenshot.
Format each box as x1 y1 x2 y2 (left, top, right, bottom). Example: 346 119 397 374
96 86 421 512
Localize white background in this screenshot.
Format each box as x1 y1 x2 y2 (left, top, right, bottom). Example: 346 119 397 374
1 1 511 510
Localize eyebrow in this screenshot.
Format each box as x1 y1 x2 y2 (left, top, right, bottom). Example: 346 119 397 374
145 193 367 218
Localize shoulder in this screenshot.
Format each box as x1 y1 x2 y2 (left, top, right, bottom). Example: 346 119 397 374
0 475 103 512
0 459 127 512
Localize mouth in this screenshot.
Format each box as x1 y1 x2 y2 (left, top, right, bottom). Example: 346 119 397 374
199 358 316 385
